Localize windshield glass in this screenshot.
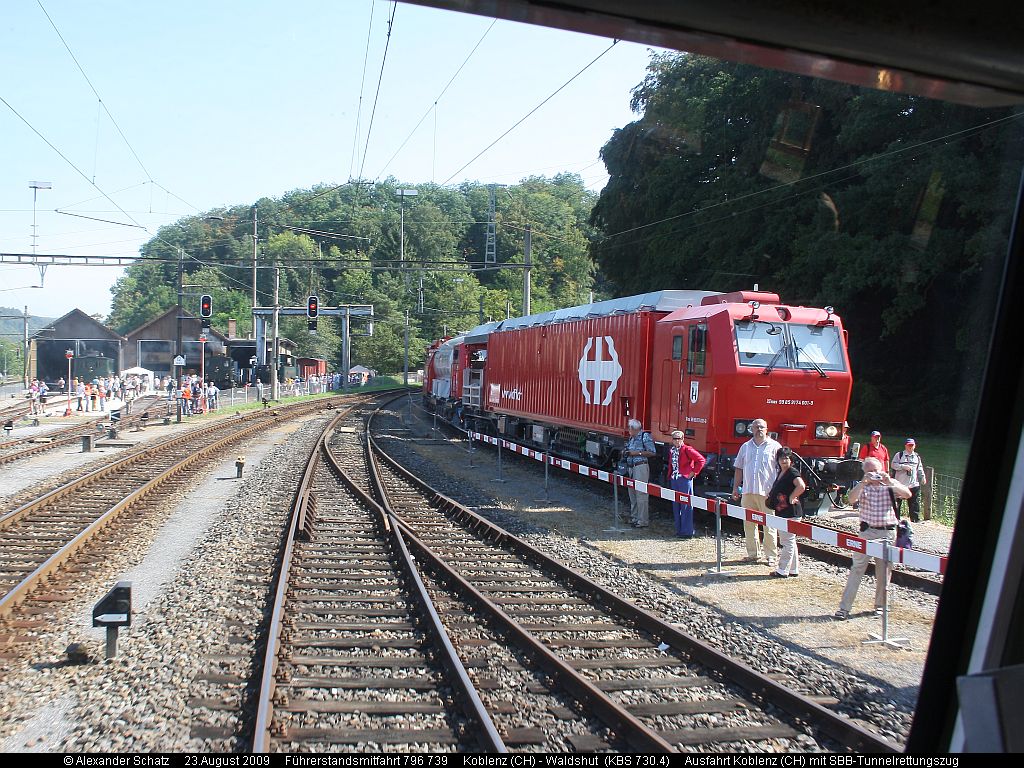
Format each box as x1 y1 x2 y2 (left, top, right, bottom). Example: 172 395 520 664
735 321 786 366
791 324 846 371
734 321 846 371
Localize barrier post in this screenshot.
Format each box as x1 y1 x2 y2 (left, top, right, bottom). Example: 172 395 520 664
493 439 507 484
605 473 627 533
468 432 475 468
543 452 550 496
865 541 910 649
706 498 733 577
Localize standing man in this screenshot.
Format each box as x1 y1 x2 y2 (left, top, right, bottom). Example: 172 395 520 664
891 438 927 521
835 457 911 619
858 430 890 467
732 418 782 564
666 430 706 537
623 419 657 528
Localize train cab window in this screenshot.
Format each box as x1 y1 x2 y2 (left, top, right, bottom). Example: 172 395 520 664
687 325 706 375
790 324 846 372
735 320 786 366
672 335 684 361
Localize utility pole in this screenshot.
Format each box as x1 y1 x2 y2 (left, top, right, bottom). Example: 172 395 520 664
485 186 497 264
343 306 351 393
176 249 183 423
271 267 280 401
403 309 410 387
251 205 258 315
398 189 417 291
22 306 29 387
523 224 532 316
479 295 484 325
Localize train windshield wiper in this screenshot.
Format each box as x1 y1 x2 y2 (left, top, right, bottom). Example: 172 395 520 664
761 342 789 375
794 342 828 378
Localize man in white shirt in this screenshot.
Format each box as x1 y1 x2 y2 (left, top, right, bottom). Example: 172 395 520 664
731 418 782 564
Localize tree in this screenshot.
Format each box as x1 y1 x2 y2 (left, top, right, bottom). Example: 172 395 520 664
591 53 1023 429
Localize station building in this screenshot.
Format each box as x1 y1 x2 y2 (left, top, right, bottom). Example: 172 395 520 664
123 307 228 379
30 309 125 386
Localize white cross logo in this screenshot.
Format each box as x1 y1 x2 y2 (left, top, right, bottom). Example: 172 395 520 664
578 336 622 406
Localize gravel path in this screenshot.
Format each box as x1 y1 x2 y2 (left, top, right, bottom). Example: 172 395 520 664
375 404 946 746
0 412 331 752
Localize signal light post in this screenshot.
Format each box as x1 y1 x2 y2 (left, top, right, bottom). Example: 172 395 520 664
64 349 73 417
199 335 207 413
307 295 319 332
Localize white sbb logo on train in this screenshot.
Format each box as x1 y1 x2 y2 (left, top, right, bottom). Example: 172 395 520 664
578 336 622 406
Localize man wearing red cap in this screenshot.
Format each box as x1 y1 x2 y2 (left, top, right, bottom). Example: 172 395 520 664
858 431 890 467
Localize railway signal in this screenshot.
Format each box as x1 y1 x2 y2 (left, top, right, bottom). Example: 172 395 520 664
200 294 213 333
307 295 318 332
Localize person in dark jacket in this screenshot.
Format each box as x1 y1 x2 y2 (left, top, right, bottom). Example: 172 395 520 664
767 447 807 577
665 430 706 537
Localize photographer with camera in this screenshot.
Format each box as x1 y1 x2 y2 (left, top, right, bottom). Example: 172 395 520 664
834 457 911 620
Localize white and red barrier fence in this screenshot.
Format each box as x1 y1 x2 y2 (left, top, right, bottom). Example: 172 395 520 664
469 432 948 576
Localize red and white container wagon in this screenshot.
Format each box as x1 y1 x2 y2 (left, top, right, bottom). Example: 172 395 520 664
471 291 715 460
456 289 857 506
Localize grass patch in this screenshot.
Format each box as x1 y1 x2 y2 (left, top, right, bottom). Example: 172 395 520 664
851 431 968 526
850 432 969 478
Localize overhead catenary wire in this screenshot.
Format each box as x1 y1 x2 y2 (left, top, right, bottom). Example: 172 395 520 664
441 39 620 185
357 1 399 182
599 109 1024 246
350 0 377 182
373 18 497 182
0 94 145 232
36 0 153 183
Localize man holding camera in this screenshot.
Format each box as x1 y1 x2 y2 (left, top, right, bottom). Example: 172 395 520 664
834 457 912 620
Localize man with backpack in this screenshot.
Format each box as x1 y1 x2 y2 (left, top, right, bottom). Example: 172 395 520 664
891 438 927 522
622 419 657 528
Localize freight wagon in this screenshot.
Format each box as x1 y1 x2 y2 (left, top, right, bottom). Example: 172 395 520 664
296 357 328 380
426 289 859 509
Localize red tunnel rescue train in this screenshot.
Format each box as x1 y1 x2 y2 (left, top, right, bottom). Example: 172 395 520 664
423 290 860 510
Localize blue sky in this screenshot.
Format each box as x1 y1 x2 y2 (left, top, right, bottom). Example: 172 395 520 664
0 1 667 318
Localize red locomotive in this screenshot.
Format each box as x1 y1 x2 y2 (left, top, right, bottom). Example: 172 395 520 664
423 289 858 509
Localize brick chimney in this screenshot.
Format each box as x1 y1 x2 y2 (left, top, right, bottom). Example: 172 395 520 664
227 318 237 339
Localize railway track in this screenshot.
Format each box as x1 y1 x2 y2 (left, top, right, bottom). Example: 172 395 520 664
254 395 896 752
0 395 355 623
0 395 165 466
253 400 504 752
420 405 944 596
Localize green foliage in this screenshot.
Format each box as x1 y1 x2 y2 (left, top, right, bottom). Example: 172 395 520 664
591 53 1023 433
110 177 600 374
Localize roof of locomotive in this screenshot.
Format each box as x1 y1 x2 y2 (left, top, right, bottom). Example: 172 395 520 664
465 290 721 340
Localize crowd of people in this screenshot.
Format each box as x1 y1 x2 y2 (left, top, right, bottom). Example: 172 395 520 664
161 374 220 416
26 373 153 415
619 418 928 621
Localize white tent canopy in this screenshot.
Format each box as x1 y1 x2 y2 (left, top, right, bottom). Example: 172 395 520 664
121 366 155 391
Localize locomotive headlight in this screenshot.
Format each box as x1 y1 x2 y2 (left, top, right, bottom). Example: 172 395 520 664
734 419 752 437
815 422 841 439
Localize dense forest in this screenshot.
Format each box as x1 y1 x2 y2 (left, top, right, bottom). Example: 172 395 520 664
591 55 1023 431
107 176 598 375
111 53 1023 433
